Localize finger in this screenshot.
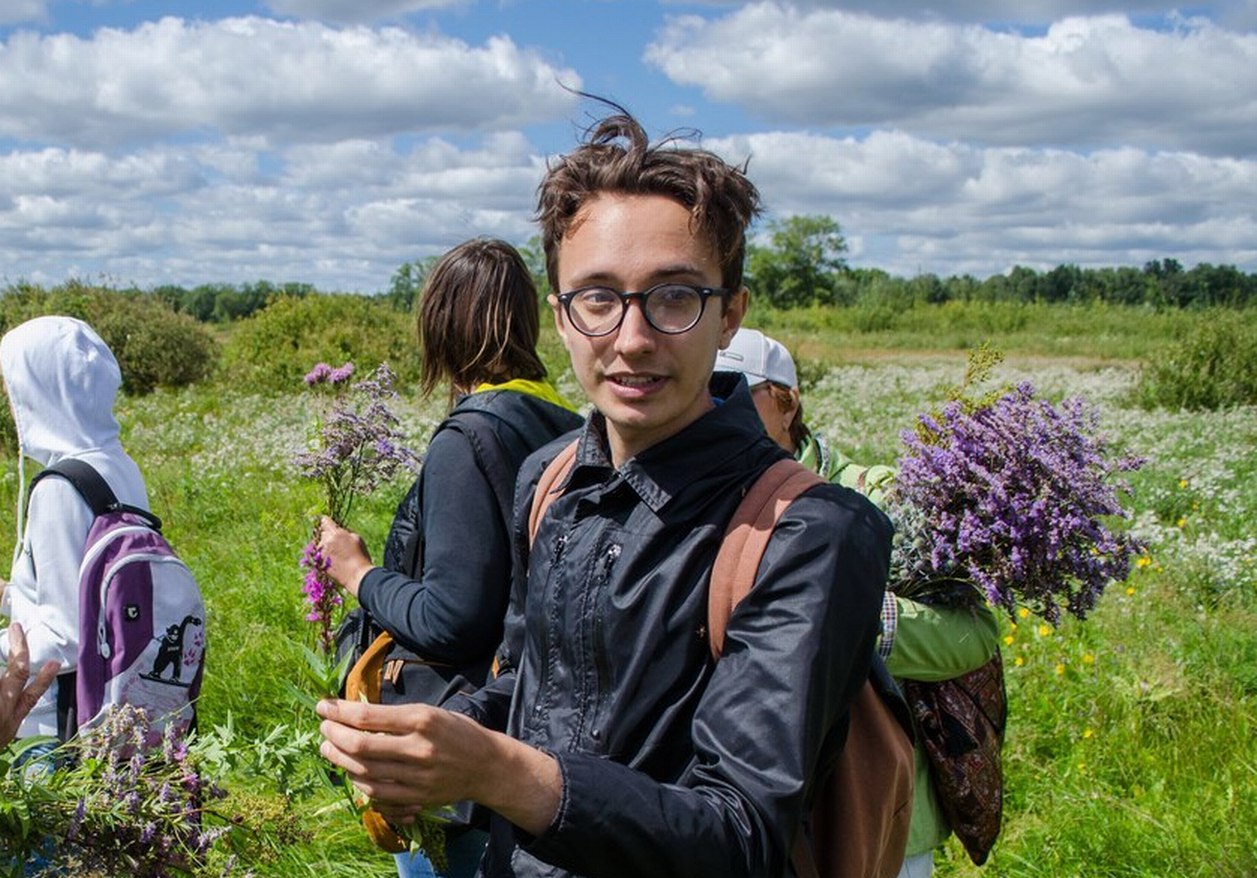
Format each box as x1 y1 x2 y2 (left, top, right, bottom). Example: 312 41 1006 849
318 698 439 735
7 622 28 654
26 661 59 699
14 661 59 717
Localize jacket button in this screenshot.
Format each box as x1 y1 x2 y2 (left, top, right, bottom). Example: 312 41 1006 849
590 728 601 740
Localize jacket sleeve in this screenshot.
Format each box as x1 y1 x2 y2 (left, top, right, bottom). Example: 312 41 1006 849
1 478 92 671
441 444 548 732
885 597 1000 682
525 486 892 878
357 428 510 665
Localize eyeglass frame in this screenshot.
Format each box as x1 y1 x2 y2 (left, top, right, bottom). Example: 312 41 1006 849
554 282 733 338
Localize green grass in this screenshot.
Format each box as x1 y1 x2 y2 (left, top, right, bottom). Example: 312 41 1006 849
2 304 1254 875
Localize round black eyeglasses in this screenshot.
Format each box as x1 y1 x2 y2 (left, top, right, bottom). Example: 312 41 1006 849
556 283 731 337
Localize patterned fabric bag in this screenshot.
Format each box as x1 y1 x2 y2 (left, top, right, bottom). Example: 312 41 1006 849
901 650 1007 866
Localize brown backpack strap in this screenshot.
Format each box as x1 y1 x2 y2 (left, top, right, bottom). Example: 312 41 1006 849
708 458 826 660
343 631 396 704
527 439 580 544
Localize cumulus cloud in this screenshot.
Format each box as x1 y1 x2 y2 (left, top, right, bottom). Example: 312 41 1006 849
265 0 468 25
646 4 1257 156
708 130 1257 276
0 0 47 27
0 16 580 148
0 133 546 291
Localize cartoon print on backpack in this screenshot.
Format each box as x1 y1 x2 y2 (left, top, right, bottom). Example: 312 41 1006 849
142 614 204 686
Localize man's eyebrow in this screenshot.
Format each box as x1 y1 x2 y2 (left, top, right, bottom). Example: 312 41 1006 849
566 265 709 289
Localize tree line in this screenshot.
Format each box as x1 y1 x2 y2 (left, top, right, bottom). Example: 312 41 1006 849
10 216 1254 325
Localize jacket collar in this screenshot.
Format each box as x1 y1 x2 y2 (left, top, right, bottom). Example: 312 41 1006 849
568 371 775 514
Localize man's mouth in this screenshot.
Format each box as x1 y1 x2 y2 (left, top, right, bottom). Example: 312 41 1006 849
609 374 665 390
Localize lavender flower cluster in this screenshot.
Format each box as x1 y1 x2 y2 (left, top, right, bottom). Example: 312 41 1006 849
294 361 418 651
887 382 1145 624
295 361 419 526
3 705 243 877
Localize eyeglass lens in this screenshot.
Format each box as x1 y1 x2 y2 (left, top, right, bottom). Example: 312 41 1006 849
567 284 708 335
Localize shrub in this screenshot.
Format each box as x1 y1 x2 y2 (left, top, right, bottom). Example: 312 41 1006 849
0 282 219 394
220 294 419 392
1136 319 1257 410
0 284 221 451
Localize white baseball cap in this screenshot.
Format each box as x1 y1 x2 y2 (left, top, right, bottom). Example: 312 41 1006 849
715 328 798 389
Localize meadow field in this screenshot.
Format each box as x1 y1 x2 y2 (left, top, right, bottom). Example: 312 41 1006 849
2 301 1254 876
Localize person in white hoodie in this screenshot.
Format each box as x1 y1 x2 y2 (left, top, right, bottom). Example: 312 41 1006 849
0 315 150 741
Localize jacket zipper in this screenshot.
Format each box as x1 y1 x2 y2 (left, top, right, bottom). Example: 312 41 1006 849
583 541 620 746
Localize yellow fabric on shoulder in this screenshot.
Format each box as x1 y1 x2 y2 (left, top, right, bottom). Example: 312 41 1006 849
474 378 578 413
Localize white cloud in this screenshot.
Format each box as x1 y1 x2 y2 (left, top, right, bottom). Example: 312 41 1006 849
646 4 1257 155
0 0 48 26
0 133 547 291
709 130 1257 275
0 16 580 148
265 0 469 25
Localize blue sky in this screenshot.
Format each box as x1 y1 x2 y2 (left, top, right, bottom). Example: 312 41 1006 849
1 0 1255 293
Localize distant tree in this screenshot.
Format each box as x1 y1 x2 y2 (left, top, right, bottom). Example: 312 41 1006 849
746 215 848 309
518 235 550 300
384 257 439 312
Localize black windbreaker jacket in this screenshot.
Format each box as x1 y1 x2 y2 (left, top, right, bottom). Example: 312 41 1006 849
451 374 893 878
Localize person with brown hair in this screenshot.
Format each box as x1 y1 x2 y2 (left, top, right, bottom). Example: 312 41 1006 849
317 237 581 878
318 109 891 878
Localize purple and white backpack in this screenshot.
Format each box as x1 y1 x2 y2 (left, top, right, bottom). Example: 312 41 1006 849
32 458 206 740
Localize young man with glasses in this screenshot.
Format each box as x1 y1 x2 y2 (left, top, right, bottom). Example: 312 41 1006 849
318 109 893 878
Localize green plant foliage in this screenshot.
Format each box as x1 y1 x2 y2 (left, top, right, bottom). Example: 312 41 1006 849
220 294 419 392
0 284 220 452
1136 321 1257 410
0 282 219 395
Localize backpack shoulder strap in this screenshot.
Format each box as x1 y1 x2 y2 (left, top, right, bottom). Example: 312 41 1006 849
439 410 518 534
32 458 163 531
31 458 119 517
707 457 826 659
527 439 580 544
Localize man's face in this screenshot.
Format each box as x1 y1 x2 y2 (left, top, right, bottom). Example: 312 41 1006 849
551 193 746 465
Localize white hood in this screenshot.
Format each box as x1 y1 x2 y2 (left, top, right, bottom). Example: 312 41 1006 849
1 315 123 466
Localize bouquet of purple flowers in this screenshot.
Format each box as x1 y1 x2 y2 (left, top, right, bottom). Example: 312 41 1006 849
295 361 417 653
887 376 1145 624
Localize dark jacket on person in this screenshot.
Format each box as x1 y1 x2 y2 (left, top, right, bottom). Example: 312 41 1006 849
448 374 893 878
356 387 582 705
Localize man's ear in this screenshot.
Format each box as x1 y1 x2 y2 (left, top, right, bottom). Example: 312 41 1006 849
549 294 572 351
719 287 749 349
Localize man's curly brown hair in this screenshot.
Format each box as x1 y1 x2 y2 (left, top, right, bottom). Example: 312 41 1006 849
535 99 762 296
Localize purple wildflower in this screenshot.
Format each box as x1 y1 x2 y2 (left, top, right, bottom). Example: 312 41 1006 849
887 382 1145 624
294 361 419 654
327 362 355 384
304 362 333 385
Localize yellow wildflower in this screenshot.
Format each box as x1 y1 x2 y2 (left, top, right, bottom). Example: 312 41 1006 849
1126 586 1136 596
1178 478 1188 489
1038 624 1052 637
1014 656 1025 667
1003 635 1015 646
1083 728 1094 739
1017 607 1030 619
1055 663 1066 675
1083 653 1095 665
